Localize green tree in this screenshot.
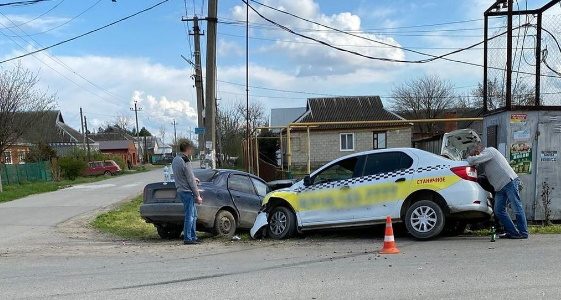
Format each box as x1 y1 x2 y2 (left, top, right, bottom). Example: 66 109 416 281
139 127 152 137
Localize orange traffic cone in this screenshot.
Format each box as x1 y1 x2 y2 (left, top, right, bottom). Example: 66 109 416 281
380 216 400 254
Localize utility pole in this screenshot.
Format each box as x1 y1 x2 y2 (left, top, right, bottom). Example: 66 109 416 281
172 119 178 154
182 16 206 157
505 0 513 110
205 0 218 169
245 0 251 173
130 100 142 164
79 107 86 150
84 116 91 162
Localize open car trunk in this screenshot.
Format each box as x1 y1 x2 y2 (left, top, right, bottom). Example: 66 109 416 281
441 129 481 161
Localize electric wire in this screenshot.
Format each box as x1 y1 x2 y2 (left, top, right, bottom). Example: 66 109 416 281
0 0 171 64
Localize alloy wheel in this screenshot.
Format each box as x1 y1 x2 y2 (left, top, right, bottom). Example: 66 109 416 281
270 210 287 236
410 205 438 233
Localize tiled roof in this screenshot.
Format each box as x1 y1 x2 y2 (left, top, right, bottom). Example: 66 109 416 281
20 110 93 144
98 140 135 150
294 96 410 130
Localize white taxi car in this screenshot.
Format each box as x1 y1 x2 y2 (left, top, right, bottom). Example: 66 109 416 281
250 147 492 240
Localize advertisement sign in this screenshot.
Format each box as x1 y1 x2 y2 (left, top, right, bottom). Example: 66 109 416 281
541 151 558 162
510 142 532 174
513 129 531 140
510 113 528 124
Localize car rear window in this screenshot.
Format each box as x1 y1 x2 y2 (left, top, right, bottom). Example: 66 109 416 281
193 169 218 182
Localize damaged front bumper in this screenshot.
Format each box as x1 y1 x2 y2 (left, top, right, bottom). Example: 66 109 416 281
250 212 268 239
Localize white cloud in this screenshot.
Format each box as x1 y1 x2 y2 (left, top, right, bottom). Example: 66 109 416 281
218 39 244 57
232 0 406 77
1 49 198 138
0 14 70 33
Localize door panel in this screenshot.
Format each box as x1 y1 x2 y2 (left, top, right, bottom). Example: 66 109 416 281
352 152 415 221
535 120 561 220
228 174 261 228
297 156 364 225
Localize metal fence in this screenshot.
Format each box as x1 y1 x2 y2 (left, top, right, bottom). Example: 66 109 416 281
484 1 561 110
0 161 52 185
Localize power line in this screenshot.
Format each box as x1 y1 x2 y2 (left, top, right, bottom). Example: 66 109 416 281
219 20 502 37
246 0 561 79
218 15 485 31
0 11 131 103
0 26 114 105
0 0 50 7
0 0 170 64
218 32 503 50
1 0 64 29
2 0 102 38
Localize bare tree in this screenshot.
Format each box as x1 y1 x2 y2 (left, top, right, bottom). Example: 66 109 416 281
471 78 535 110
391 75 457 135
158 125 166 144
114 114 132 131
0 65 55 192
217 103 243 159
235 100 268 134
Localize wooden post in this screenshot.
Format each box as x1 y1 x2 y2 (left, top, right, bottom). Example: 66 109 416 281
307 126 311 174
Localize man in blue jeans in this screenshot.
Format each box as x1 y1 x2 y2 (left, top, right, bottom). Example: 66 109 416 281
468 143 528 239
171 139 203 245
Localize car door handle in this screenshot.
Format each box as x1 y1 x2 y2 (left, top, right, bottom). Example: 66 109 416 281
340 185 350 190
395 178 406 183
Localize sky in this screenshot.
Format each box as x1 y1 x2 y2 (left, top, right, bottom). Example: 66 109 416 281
0 0 559 143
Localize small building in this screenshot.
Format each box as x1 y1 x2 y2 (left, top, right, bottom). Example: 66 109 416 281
286 96 412 170
97 140 138 167
1 143 30 165
134 136 172 163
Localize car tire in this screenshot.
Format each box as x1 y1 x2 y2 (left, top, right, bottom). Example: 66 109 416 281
213 210 237 238
104 171 112 176
156 224 182 239
405 200 445 240
268 206 296 240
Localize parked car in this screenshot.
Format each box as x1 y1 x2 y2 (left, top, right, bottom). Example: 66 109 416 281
140 169 270 239
84 160 121 176
251 145 492 240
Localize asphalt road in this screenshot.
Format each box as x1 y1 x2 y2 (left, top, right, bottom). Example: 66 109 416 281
1 166 560 299
0 168 163 252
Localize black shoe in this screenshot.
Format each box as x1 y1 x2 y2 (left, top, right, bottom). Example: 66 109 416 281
183 240 200 245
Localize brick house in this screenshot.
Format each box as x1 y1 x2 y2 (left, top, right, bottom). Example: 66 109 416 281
97 140 138 167
1 144 31 165
286 96 412 170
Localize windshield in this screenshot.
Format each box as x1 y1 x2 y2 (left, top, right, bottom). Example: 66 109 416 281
193 169 218 182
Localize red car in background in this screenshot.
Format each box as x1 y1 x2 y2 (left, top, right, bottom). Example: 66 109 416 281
85 160 121 176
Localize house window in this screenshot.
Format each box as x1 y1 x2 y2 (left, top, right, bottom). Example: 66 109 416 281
373 132 387 149
2 151 12 164
18 151 27 163
340 133 354 151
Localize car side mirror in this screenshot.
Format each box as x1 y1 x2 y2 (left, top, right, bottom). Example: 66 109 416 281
303 175 312 187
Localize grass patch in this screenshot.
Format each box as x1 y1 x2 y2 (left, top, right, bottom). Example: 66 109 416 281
468 224 561 236
0 176 110 204
91 195 158 239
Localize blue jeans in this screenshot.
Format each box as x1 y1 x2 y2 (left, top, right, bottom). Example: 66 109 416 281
494 179 528 237
179 191 197 241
